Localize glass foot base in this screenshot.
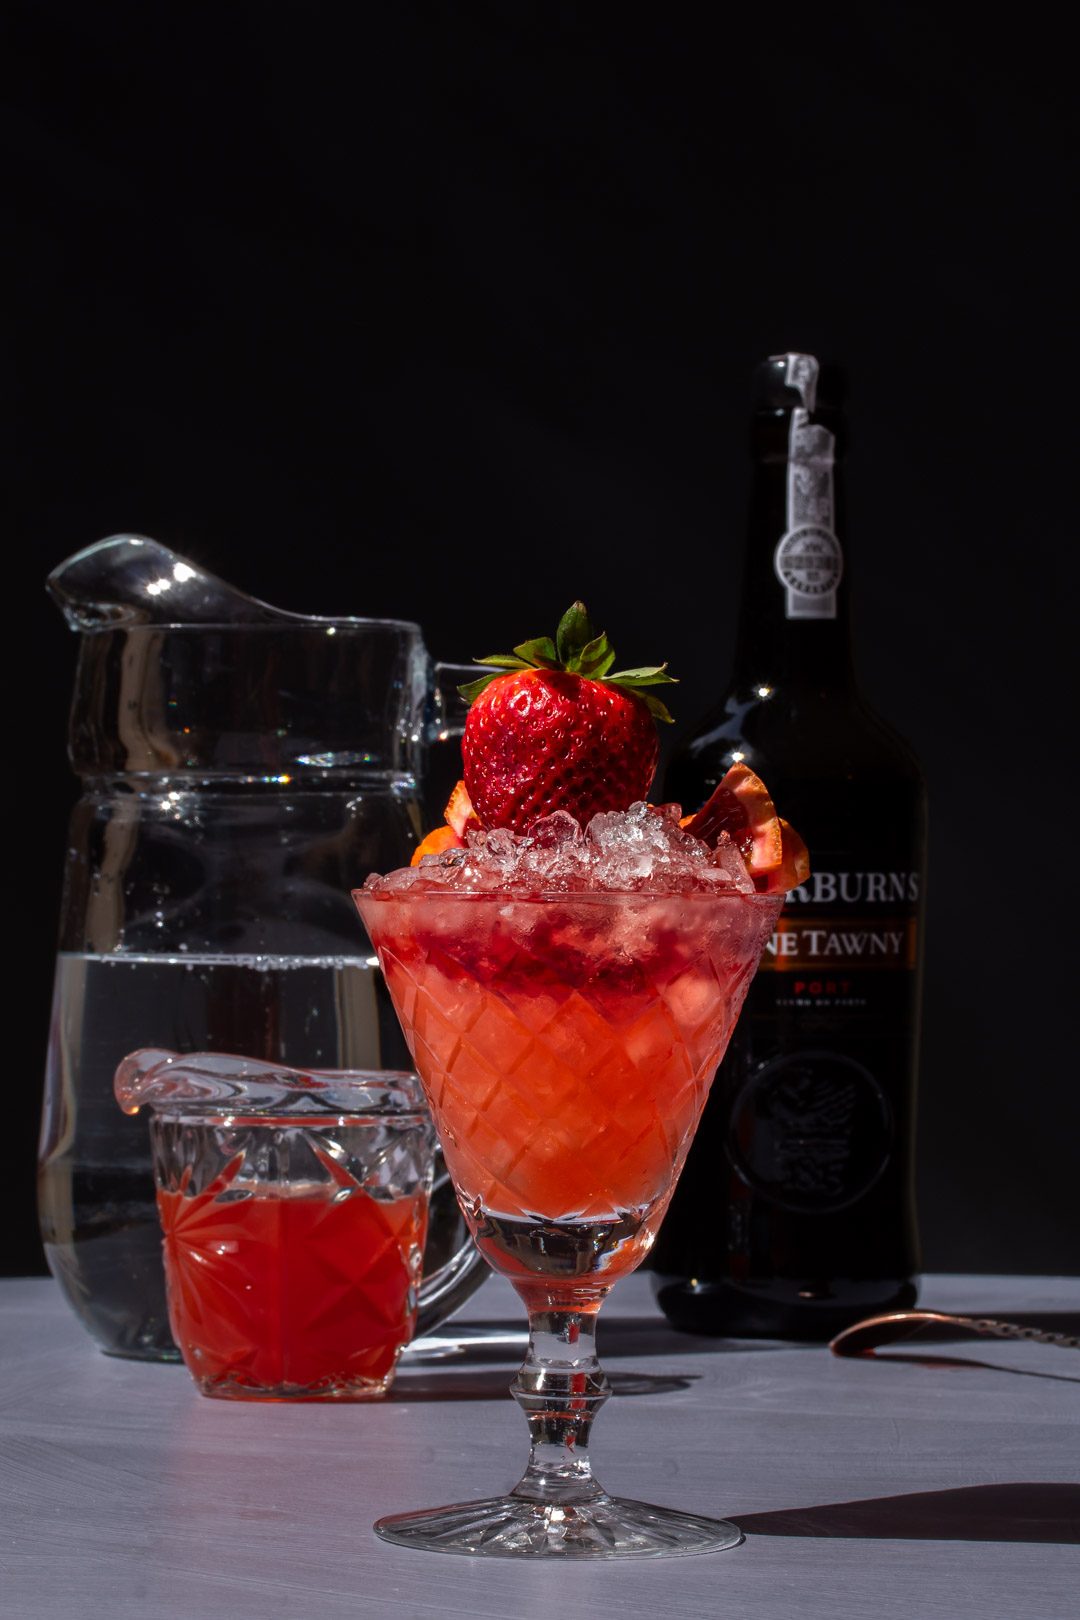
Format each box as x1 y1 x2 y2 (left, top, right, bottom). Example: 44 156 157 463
374 1491 742 1559
194 1372 395 1401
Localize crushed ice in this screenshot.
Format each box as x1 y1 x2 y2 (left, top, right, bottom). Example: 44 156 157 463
366 803 754 894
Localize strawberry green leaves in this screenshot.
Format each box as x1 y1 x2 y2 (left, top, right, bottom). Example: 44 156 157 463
603 662 678 724
458 601 677 720
513 636 560 669
457 670 514 702
578 633 617 679
555 601 594 666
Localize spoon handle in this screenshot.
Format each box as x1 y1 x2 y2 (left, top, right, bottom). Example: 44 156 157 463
951 1315 1080 1350
830 1309 1080 1356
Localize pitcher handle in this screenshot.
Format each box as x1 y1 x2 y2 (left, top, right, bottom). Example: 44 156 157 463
430 661 485 743
414 1154 488 1336
423 661 485 826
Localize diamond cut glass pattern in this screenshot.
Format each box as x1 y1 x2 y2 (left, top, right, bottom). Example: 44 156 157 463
374 903 765 1253
151 1115 432 1399
355 887 782 1557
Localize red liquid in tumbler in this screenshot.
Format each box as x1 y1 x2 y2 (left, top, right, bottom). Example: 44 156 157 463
157 1184 428 1397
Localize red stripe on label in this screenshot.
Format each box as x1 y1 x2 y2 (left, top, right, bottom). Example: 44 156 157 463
759 916 918 972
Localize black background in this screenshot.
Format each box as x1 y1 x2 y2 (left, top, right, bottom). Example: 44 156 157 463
8 5 1077 1276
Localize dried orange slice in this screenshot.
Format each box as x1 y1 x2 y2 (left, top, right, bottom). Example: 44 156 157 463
753 818 810 895
410 825 463 866
680 763 785 874
409 782 479 867
444 780 479 837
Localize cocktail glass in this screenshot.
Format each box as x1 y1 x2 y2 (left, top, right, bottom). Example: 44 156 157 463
353 883 782 1556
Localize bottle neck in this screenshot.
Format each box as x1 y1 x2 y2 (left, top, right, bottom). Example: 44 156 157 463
731 404 856 694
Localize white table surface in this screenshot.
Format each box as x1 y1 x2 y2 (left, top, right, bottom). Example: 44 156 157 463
1 1272 1077 1620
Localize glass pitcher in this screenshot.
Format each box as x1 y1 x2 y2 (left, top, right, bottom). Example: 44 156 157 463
40 534 484 1359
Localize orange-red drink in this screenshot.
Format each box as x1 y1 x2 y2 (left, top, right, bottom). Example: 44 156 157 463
358 885 778 1311
158 1179 428 1399
350 601 801 1558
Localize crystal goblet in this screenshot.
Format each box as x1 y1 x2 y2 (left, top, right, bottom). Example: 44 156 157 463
354 883 781 1557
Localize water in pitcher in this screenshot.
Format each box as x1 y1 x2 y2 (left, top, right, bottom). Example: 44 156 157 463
42 535 485 1357
40 951 407 1358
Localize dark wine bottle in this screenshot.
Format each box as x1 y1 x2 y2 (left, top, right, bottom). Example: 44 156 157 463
653 353 927 1340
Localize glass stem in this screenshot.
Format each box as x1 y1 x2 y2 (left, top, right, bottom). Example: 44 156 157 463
510 1306 611 1506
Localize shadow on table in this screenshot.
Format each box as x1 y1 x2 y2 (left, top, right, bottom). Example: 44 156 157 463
410 1316 798 1362
859 1349 1080 1385
391 1365 697 1402
600 1315 797 1358
735 1483 1080 1545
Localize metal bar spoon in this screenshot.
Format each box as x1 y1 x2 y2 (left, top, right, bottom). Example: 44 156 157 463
830 1311 1080 1357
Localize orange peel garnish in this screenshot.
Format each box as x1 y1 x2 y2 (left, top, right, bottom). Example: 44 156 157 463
445 780 479 837
410 825 463 866
681 763 785 873
409 781 478 866
753 818 810 894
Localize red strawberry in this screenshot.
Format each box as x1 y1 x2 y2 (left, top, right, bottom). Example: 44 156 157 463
459 602 676 834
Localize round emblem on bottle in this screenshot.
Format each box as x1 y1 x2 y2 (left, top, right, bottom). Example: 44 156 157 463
726 1050 892 1213
773 525 844 597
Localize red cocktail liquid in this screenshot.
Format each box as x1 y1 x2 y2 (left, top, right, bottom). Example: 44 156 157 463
158 1180 428 1399
363 889 776 1307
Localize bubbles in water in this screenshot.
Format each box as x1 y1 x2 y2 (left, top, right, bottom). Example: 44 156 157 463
366 805 754 895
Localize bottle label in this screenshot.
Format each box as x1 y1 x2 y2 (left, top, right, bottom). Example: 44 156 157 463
758 867 920 979
727 1050 892 1212
716 846 923 1225
761 916 917 972
774 525 844 615
774 356 843 619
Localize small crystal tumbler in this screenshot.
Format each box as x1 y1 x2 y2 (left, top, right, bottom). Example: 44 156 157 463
115 1050 436 1400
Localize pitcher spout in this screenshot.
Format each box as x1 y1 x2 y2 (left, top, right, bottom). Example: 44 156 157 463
46 534 292 630
114 1048 432 1129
